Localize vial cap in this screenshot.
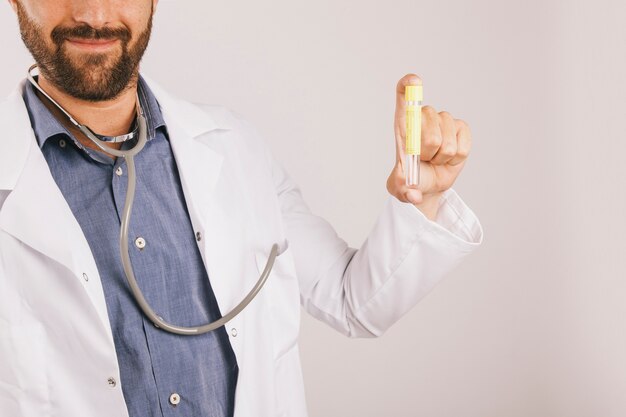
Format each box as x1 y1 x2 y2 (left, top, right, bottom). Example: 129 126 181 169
405 85 423 102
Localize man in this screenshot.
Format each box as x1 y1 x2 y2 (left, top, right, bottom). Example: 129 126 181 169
0 0 483 416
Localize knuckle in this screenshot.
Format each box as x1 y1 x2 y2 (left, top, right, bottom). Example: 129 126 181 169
438 110 453 119
442 144 457 156
423 134 442 147
422 105 437 115
457 143 471 157
456 118 469 128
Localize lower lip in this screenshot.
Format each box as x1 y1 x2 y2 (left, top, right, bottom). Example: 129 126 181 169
66 39 119 51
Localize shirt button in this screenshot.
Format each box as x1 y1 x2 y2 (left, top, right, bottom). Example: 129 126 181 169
231 327 238 337
59 139 67 148
115 166 123 176
195 231 202 241
82 272 89 282
107 377 117 388
135 237 146 250
169 392 181 406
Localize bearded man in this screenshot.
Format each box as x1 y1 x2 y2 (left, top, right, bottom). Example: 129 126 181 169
0 1 483 416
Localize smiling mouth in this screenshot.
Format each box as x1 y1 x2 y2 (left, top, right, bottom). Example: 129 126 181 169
66 38 120 50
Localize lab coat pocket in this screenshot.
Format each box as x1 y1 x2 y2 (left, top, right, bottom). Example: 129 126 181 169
255 239 301 361
0 322 50 415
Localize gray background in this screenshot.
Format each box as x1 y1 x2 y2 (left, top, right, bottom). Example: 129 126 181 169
2 0 625 415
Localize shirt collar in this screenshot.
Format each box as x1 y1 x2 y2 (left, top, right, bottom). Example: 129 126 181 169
22 77 70 148
137 74 166 139
21 73 166 149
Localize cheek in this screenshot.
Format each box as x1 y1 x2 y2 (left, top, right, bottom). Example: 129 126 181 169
119 5 153 36
20 0 64 28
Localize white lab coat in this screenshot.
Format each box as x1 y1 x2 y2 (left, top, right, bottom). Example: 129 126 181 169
0 76 483 417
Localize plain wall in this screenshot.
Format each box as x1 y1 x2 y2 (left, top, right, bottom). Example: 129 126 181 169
1 0 624 415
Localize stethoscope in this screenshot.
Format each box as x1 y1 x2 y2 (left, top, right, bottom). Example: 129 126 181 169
27 64 280 335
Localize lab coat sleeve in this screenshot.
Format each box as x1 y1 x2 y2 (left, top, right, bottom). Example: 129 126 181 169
257 129 484 338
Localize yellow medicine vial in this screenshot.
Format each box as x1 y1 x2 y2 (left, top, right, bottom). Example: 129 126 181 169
405 84 423 186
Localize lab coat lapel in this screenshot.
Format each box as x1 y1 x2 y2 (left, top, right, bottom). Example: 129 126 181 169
143 76 231 219
0 82 115 342
145 76 243 315
164 114 224 227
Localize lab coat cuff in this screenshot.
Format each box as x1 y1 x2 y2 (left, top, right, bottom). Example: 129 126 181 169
388 187 484 252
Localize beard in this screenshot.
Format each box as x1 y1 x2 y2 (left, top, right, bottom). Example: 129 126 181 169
15 1 153 102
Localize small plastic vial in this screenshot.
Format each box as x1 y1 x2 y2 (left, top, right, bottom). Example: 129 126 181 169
405 85 423 186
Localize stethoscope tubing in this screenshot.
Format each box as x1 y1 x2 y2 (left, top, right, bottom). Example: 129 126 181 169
27 64 279 335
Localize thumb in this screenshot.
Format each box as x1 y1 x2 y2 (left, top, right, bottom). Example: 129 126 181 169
405 188 423 205
395 74 423 121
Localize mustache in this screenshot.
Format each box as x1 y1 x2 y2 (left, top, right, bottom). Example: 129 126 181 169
51 24 131 45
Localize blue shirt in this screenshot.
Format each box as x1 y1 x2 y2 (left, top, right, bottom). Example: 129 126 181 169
22 76 238 417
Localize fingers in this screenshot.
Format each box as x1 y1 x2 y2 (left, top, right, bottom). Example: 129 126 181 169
389 74 472 200
419 105 441 161
393 75 468 163
420 108 470 167
429 111 458 165
448 119 472 166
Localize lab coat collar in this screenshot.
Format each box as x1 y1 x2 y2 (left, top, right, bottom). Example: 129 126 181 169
0 81 33 191
140 73 237 138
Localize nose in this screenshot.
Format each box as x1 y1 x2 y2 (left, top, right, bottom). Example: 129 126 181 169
70 0 115 29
